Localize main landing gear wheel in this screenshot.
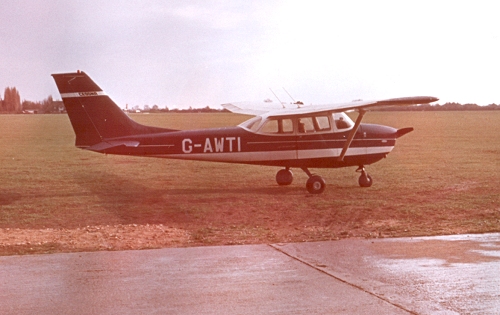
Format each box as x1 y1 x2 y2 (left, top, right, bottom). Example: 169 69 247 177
306 175 326 194
357 166 373 187
276 168 293 186
301 167 326 194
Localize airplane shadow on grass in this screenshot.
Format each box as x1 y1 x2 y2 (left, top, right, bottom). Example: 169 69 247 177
72 171 316 225
0 192 22 206
74 171 313 206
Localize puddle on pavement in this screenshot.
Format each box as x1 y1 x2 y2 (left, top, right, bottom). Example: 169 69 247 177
366 235 500 314
370 238 500 265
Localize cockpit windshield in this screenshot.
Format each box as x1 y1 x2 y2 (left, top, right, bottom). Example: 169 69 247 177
333 112 354 130
239 116 262 132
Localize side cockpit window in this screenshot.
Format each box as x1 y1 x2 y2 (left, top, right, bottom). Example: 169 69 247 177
298 115 331 133
315 116 331 131
298 117 314 133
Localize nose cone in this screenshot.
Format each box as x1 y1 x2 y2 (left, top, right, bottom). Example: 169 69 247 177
360 124 398 137
360 124 413 138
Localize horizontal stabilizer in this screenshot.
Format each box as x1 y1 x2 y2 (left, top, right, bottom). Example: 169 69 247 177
87 141 140 152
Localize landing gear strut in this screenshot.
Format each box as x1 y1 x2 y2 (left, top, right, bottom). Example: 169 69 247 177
357 166 373 187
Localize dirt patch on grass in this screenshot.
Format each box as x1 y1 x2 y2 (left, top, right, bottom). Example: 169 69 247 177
0 224 190 255
1 205 499 256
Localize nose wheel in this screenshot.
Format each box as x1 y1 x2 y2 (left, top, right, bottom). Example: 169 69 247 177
357 166 373 187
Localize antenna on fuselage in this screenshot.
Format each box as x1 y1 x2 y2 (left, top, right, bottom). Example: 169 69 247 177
283 87 303 108
269 88 286 109
283 87 295 102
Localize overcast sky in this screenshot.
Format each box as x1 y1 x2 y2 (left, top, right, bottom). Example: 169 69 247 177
1 1 499 108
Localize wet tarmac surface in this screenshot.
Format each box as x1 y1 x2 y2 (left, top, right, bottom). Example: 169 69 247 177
1 233 499 314
275 233 500 314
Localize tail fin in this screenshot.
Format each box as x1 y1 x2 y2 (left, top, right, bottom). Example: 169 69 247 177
52 71 175 148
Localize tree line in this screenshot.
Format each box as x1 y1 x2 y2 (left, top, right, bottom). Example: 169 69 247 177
377 102 500 111
1 86 499 114
127 105 230 113
0 87 63 114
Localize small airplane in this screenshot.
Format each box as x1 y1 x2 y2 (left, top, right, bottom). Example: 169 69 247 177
52 71 438 194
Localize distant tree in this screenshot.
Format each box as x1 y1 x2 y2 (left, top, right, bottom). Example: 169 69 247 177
41 95 63 113
441 102 462 110
463 103 480 110
2 87 22 113
200 106 211 113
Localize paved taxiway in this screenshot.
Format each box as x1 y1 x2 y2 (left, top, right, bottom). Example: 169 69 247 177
1 233 499 314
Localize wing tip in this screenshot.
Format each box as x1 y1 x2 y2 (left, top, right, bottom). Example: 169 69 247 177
377 96 439 106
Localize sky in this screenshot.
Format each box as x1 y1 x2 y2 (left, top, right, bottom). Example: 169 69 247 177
1 0 500 109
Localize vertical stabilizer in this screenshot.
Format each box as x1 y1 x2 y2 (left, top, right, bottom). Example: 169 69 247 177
52 71 174 148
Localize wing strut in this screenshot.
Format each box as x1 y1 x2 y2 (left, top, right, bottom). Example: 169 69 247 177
337 109 366 162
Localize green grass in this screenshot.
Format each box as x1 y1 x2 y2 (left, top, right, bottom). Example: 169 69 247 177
0 111 499 248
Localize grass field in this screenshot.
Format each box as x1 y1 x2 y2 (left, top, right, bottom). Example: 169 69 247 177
0 111 499 255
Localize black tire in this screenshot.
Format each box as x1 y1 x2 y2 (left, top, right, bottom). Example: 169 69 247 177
276 169 293 186
306 175 326 194
358 173 373 187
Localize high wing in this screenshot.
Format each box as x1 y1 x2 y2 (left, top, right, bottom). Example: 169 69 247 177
223 96 439 164
222 96 439 117
220 103 270 116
